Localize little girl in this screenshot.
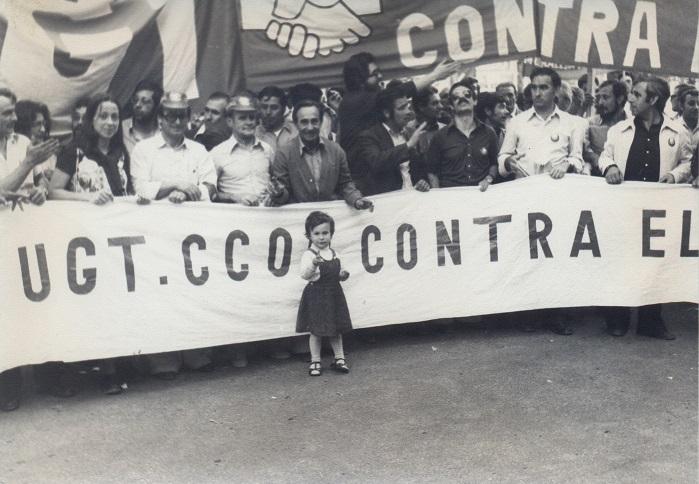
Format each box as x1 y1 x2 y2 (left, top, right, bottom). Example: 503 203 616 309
297 211 353 376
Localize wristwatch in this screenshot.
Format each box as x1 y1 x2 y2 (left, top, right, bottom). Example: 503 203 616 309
485 175 494 183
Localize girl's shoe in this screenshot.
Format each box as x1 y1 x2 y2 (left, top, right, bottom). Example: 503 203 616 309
330 358 350 374
308 361 322 377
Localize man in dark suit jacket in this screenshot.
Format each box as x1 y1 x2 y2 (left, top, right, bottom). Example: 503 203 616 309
273 100 373 210
348 83 430 196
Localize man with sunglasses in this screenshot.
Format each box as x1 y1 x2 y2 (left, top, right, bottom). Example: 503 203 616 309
122 79 162 156
426 80 498 192
131 91 217 204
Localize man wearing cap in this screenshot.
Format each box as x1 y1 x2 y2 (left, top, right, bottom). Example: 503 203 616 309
129 92 216 378
255 86 297 154
208 93 278 205
131 91 217 204
272 99 373 209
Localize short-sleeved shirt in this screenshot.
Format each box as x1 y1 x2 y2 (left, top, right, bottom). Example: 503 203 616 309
56 141 131 196
130 133 215 200
208 135 274 204
427 121 498 187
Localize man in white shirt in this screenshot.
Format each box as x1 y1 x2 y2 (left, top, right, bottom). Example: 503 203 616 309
131 92 216 204
0 88 58 204
498 67 585 181
129 92 216 378
498 67 584 336
209 93 277 205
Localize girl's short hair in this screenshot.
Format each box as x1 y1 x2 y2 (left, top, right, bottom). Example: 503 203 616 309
305 211 335 238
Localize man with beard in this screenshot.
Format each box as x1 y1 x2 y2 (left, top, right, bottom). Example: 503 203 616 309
599 76 692 339
676 85 699 147
272 99 372 210
476 92 510 149
427 81 498 192
122 79 162 156
338 52 463 154
192 92 231 151
349 82 431 195
209 93 278 206
255 86 297 154
583 80 628 176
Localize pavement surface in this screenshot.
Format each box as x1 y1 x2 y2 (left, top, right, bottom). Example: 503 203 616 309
0 304 697 484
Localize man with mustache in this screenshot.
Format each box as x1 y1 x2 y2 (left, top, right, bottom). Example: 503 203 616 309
122 80 162 156
426 80 498 192
583 80 628 176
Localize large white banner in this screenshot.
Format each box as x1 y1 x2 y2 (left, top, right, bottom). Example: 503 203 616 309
1 176 697 372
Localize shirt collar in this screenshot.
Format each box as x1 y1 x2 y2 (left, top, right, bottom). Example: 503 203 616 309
299 137 325 155
525 106 563 122
155 132 188 151
382 123 404 139
228 135 262 153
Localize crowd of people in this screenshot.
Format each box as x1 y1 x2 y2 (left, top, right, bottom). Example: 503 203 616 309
1 53 698 411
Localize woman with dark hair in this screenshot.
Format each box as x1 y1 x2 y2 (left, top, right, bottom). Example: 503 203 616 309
48 93 132 395
49 93 132 203
14 100 55 184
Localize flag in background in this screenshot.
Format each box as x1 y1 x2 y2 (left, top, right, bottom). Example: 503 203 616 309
0 0 244 136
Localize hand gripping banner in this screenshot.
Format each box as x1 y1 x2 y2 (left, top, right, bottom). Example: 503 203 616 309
1 176 697 372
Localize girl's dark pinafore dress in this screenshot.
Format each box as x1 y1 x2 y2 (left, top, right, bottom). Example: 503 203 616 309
296 248 353 337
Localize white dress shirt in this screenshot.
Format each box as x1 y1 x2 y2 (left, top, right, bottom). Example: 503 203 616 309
130 133 216 200
498 107 585 178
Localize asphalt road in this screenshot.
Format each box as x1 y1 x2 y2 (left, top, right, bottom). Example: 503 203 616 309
1 304 697 484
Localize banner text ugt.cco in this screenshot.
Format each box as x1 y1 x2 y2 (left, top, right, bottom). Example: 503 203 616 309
0 176 697 373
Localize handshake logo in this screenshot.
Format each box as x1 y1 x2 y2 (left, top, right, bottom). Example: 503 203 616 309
241 0 382 59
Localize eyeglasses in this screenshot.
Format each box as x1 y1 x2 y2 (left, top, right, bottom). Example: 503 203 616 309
161 109 189 123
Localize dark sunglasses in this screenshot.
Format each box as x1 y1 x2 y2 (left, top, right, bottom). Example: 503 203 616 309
161 109 190 123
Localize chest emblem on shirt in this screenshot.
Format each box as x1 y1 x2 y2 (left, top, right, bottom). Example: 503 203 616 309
668 137 675 147
480 147 488 155
550 134 560 142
